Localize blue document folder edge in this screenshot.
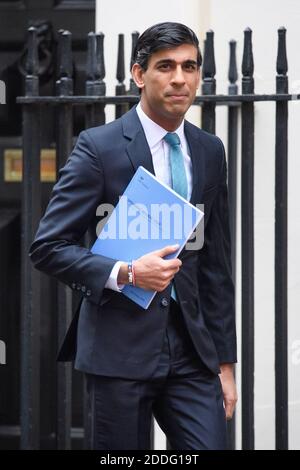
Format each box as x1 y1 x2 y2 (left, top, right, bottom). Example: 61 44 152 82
91 166 204 309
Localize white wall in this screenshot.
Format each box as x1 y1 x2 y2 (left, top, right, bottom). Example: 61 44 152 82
96 0 300 450
209 0 300 450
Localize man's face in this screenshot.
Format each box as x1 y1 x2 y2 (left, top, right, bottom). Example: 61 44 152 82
132 44 200 130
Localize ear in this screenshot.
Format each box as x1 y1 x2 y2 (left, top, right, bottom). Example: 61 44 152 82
131 63 145 90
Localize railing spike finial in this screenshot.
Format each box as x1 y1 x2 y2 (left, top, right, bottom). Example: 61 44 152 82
129 31 140 96
229 40 238 82
276 27 288 77
26 26 39 77
25 26 39 96
116 33 125 84
85 32 106 97
57 29 64 77
202 30 216 79
201 31 216 134
228 39 238 96
59 30 72 79
56 30 73 96
242 28 254 94
202 30 216 95
96 32 105 82
130 31 139 70
86 32 96 81
115 33 126 118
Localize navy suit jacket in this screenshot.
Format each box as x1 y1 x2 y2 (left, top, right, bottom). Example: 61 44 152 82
29 106 237 379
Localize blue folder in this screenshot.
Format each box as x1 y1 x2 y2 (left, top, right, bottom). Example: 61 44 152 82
91 166 203 309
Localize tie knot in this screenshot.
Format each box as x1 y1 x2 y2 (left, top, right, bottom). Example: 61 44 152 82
164 132 181 147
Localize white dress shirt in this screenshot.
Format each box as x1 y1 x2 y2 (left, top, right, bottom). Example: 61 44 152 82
104 102 193 291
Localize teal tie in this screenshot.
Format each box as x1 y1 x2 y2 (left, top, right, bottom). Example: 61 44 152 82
163 132 188 301
164 132 188 200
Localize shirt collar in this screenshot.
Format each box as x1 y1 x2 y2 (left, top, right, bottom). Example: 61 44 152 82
136 102 185 149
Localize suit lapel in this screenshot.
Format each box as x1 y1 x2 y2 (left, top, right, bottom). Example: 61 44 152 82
121 108 205 205
184 121 205 205
122 106 155 175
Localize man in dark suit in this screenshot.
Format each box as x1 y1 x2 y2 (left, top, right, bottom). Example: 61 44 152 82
30 22 237 450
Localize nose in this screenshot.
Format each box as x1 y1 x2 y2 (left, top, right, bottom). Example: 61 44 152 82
171 65 186 85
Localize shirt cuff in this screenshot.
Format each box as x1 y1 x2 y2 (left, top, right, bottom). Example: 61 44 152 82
104 261 126 292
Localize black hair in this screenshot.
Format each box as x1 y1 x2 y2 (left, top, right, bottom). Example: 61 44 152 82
133 22 202 71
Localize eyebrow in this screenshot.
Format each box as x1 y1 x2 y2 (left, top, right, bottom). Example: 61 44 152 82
155 59 198 67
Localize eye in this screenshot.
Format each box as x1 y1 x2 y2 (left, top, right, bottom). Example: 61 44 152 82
158 63 171 70
184 63 197 71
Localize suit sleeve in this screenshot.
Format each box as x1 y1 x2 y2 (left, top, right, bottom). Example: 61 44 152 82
29 130 117 306
198 140 237 364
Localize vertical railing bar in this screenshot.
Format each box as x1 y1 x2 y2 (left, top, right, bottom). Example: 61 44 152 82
85 31 106 129
82 32 96 448
83 31 107 448
55 30 74 450
201 30 216 134
20 26 41 450
94 32 106 126
227 38 239 450
115 33 127 119
241 27 255 450
85 31 97 128
228 39 239 281
128 31 140 103
275 26 288 450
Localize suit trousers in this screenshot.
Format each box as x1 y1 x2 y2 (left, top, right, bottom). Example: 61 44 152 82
85 299 226 450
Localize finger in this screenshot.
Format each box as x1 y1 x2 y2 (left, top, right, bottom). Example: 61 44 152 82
164 271 176 281
164 259 182 270
225 401 235 420
152 244 179 258
163 266 180 280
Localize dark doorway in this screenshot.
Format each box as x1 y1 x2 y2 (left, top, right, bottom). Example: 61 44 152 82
0 0 95 449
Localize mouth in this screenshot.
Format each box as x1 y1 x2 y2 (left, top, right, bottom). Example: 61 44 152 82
166 94 189 101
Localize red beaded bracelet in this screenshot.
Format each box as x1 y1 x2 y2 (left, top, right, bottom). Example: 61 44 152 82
131 260 136 286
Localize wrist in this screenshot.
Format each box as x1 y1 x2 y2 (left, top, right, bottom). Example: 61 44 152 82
219 363 235 375
117 263 130 285
127 260 136 286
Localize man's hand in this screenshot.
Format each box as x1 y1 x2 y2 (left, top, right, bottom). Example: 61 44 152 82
117 244 182 291
219 363 238 420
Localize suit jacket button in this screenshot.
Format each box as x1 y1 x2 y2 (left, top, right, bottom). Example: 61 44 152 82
160 297 169 308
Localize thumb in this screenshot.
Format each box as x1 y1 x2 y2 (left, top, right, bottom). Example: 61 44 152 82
153 244 179 258
224 397 235 420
